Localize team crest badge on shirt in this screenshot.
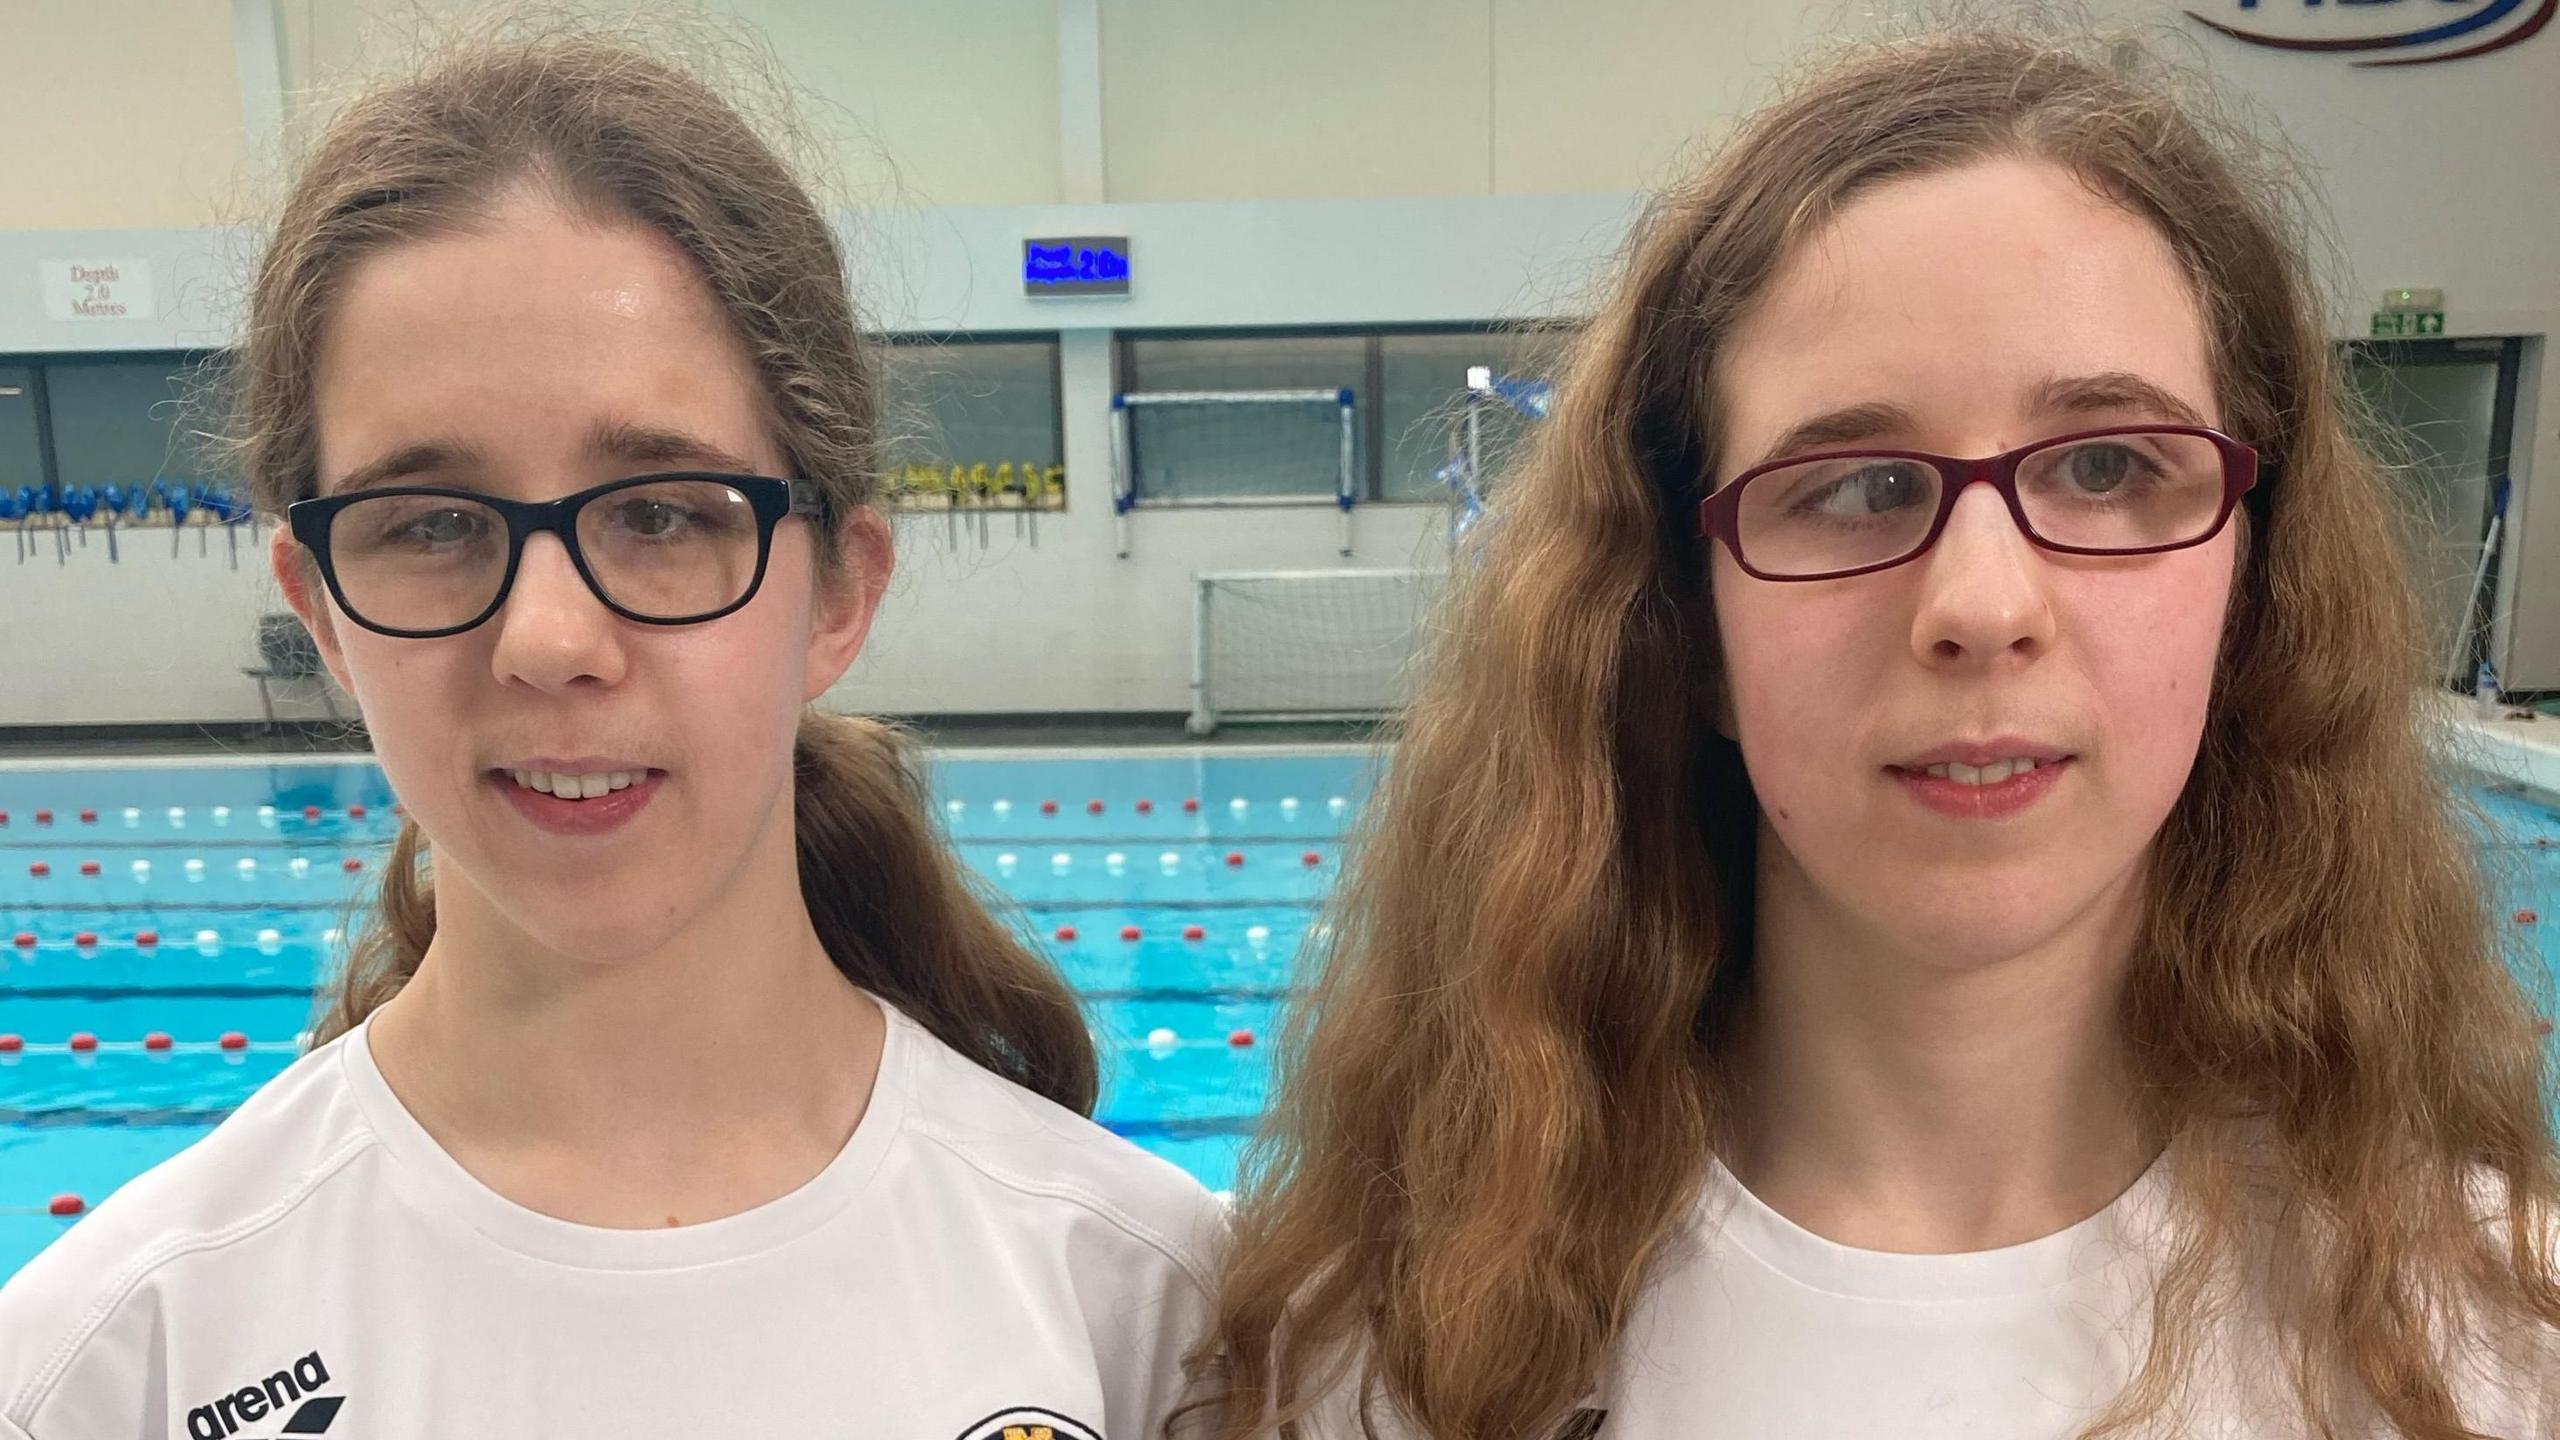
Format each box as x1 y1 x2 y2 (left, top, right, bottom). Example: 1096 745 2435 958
949 1406 1103 1440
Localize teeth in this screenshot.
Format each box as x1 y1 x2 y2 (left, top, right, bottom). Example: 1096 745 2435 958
510 769 642 801
1922 757 2041 785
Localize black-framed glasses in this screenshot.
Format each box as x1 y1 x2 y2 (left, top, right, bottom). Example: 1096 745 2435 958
1697 425 2259 582
287 473 825 639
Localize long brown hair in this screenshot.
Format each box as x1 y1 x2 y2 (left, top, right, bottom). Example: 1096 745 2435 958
1203 29 2558 1439
234 25 1097 1114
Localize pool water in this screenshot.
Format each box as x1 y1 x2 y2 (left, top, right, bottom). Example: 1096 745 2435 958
2 751 2554 1283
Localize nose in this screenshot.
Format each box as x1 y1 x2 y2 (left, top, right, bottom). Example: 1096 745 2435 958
488 534 627 693
1908 480 2054 672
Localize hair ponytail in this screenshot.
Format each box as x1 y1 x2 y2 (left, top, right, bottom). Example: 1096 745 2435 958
310 711 1099 1114
788 711 1097 1113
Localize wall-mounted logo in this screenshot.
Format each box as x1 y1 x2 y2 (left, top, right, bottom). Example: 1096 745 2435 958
2185 0 2552 66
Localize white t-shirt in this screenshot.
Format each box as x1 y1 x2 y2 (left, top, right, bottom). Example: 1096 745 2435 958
1325 1159 2554 1439
0 1001 1227 1440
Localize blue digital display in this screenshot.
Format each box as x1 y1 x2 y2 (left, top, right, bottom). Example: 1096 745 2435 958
1023 236 1132 297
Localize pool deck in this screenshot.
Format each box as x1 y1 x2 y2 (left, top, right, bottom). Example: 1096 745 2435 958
2450 704 2560 797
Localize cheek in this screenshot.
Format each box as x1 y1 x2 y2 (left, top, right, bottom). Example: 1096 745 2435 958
2065 558 2233 794
1710 568 1883 821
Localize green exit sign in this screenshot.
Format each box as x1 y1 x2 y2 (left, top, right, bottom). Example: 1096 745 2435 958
2372 310 2445 337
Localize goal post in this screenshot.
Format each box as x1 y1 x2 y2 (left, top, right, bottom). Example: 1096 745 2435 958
1187 568 1446 735
1112 388 1358 558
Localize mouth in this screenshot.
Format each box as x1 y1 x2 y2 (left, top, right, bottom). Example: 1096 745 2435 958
1885 738 2075 786
1882 745 2074 820
498 766 656 801
1885 754 2067 788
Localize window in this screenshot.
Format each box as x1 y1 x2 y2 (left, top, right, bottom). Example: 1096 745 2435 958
1118 326 1572 504
1377 328 1566 501
39 352 228 493
877 335 1064 510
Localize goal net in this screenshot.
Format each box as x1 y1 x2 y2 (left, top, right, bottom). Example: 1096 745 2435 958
1113 388 1359 556
1188 568 1445 735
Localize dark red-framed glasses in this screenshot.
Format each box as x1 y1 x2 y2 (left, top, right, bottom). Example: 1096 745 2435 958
1697 424 2259 582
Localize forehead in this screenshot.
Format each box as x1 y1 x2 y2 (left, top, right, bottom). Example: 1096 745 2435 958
311 196 778 484
1716 156 2218 454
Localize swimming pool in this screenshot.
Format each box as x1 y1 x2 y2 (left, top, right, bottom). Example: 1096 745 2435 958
3 749 2555 1283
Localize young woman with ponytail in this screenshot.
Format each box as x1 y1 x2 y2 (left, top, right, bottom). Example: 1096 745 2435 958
0 29 1218 1440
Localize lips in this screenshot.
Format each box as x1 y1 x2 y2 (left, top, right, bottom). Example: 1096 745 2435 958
1889 737 2075 770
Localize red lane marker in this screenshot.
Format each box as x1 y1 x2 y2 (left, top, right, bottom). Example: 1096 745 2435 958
135 930 159 948
342 858 363 873
0 1034 22 1053
1039 800 1059 815
1054 925 1079 942
78 861 101 876
1182 798 1201 813
1182 924 1207 942
72 931 99 948
348 804 368 819
33 810 52 825
144 1032 174 1052
68 1033 98 1053
28 862 49 878
1087 800 1106 815
1224 851 1245 868
1135 799 1155 814
2518 910 2540 926
1120 925 1143 942
303 805 323 821
9 933 32 949
78 809 97 824
48 1195 85 1217
1303 851 1323 867
1228 1029 1256 1048
218 1031 250 1052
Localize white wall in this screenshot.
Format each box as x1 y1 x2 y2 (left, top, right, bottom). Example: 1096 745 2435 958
0 2 248 231
1 0 2554 723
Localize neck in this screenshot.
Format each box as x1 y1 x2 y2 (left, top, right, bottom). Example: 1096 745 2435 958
364 820 883 1228
1725 825 2159 1253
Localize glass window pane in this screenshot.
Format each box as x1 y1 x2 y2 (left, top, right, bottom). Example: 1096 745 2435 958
0 366 43 498
879 337 1063 509
43 353 229 494
1379 328 1567 502
2344 340 2506 677
1124 334 1363 501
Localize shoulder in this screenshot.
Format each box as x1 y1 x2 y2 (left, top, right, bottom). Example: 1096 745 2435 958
0 1038 376 1427
881 1006 1229 1299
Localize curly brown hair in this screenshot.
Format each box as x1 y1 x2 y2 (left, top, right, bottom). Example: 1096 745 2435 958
1198 28 2558 1440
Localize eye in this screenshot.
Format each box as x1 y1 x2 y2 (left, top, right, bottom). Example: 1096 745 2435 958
1800 460 1933 517
2062 443 2141 493
369 502 490 548
609 498 692 538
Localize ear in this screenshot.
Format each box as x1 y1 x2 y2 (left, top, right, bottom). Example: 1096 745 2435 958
801 506 893 703
270 524 359 698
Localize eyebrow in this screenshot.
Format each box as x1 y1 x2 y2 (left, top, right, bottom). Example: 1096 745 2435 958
1745 371 2214 472
324 422 763 495
327 438 488 495
583 419 763 477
